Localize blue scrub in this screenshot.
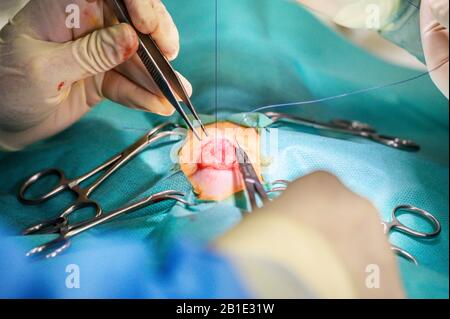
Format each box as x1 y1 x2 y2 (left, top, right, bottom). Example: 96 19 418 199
0 0 448 298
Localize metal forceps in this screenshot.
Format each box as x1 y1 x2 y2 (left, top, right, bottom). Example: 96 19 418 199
108 0 206 139
265 112 420 152
26 190 191 259
382 205 441 265
235 146 269 211
19 122 184 236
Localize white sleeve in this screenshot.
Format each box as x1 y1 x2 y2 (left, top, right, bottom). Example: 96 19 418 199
0 0 30 30
332 0 401 29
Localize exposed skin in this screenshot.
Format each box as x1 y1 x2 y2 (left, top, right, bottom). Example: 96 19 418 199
0 0 192 149
179 122 262 201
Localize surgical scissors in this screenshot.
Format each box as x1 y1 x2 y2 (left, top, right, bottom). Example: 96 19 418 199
20 122 185 236
382 205 441 265
109 0 206 139
235 145 269 211
265 112 420 152
26 190 191 259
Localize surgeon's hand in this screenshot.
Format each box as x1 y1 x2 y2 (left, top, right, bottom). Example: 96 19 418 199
421 0 449 98
0 0 192 150
216 172 404 298
297 0 449 98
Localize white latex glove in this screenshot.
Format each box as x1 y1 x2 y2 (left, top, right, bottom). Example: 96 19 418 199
421 0 449 98
297 0 449 98
0 0 192 150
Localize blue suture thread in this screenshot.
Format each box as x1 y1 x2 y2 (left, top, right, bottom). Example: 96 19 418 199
121 0 436 124
249 0 446 113
251 63 444 113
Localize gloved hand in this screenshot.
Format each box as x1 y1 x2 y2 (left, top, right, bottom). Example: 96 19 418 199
215 172 404 298
0 0 192 150
421 0 449 98
297 0 449 98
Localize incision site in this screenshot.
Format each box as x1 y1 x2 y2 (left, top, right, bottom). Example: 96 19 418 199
179 122 262 201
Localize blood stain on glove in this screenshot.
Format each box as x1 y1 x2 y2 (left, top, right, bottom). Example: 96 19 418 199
179 122 262 201
122 46 135 60
57 82 65 91
82 9 101 29
121 29 139 60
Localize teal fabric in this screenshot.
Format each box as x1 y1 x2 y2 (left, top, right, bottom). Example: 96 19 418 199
0 0 448 298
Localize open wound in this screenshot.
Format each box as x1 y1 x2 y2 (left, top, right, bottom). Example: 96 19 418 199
179 122 262 201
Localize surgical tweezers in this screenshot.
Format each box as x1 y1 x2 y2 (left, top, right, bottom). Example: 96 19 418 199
109 0 206 139
266 112 420 152
236 145 269 211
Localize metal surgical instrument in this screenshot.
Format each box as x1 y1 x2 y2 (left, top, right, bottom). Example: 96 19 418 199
109 0 206 139
20 122 185 237
265 112 420 152
26 190 191 259
266 180 290 194
235 145 269 211
382 205 441 265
